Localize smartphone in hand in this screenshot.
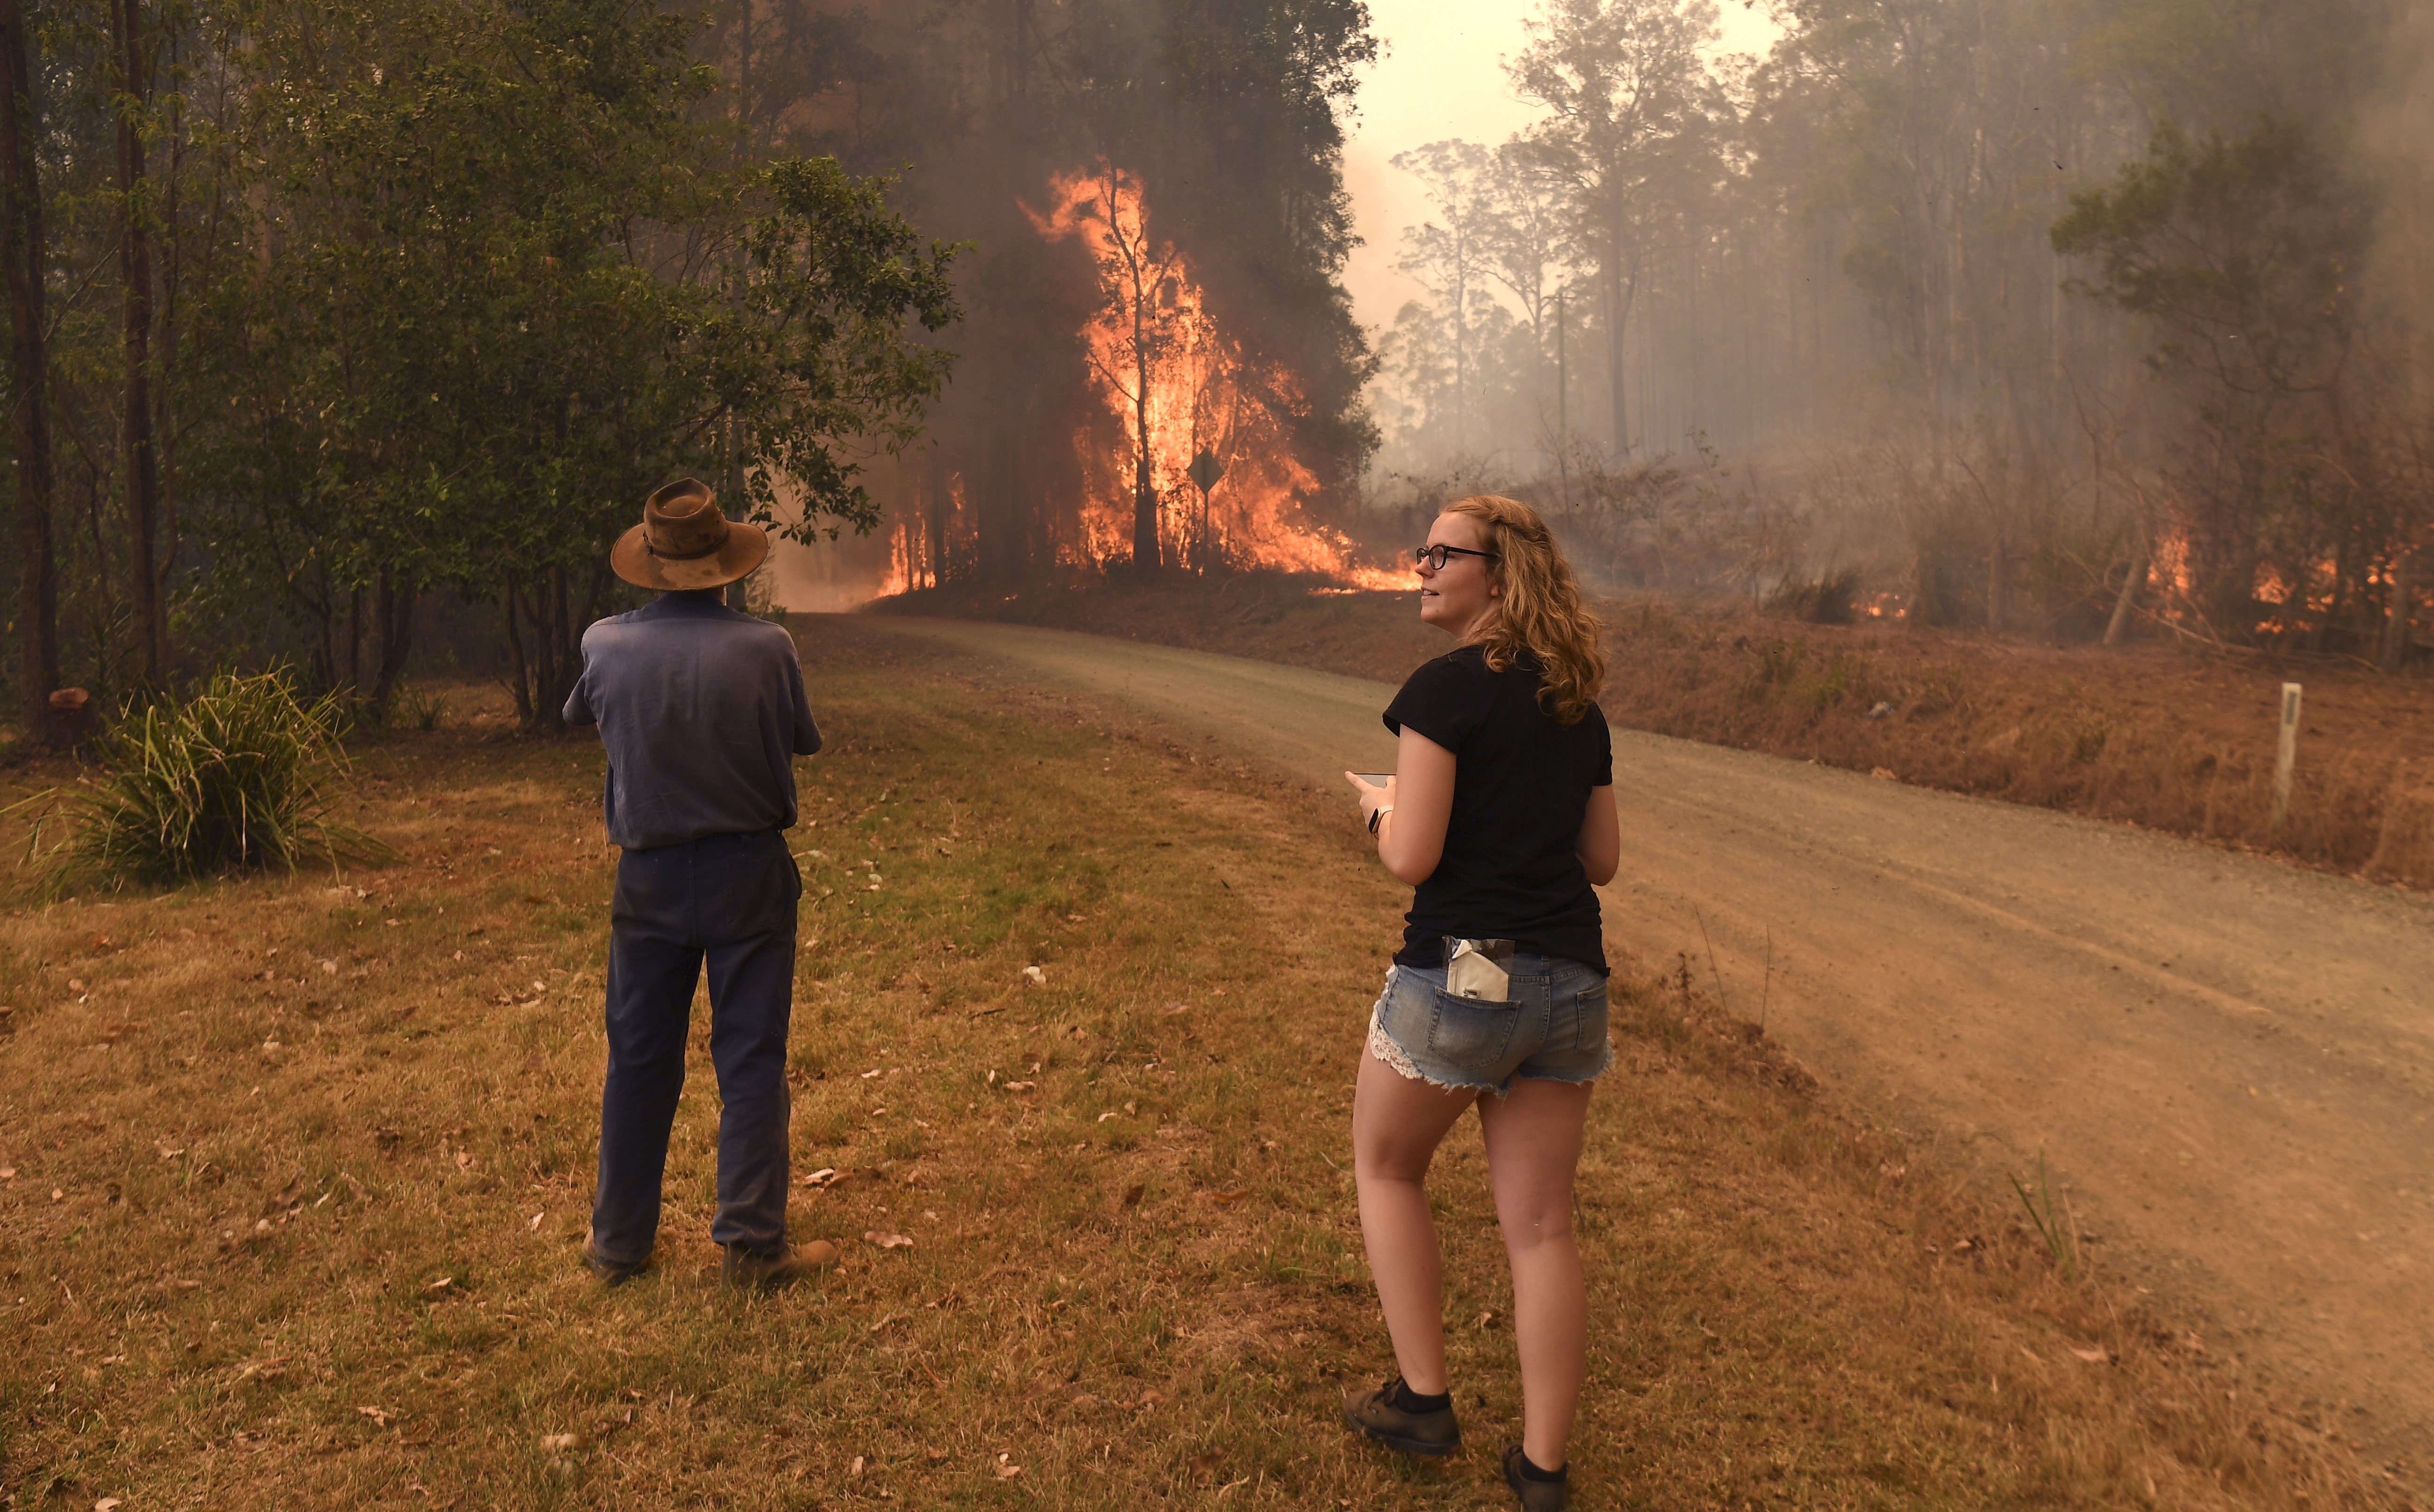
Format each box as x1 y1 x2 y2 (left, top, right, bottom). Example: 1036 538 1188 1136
1351 772 1393 787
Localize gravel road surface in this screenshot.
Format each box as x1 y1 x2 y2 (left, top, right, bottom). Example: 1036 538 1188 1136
862 615 2434 1483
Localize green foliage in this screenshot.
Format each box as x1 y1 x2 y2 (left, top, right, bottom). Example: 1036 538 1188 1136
2050 120 2368 387
180 0 963 723
2009 1152 2080 1284
28 670 383 888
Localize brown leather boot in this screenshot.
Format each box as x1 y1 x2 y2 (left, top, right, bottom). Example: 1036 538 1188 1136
581 1229 650 1287
720 1239 840 1291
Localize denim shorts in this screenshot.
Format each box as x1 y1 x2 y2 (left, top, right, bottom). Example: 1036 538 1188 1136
1367 954 1613 1094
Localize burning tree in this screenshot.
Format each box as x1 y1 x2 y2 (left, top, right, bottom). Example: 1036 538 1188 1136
1029 161 1396 582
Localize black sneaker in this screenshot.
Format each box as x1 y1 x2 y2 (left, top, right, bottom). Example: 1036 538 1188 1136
1503 1445 1570 1511
1342 1376 1460 1457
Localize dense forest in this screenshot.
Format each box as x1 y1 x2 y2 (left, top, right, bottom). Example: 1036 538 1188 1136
0 0 976 734
5 0 2425 747
1369 0 2433 661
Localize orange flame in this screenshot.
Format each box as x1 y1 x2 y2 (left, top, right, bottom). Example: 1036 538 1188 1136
1029 162 1403 589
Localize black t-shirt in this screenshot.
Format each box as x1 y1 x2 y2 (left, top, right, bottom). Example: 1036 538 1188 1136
1382 644 1613 972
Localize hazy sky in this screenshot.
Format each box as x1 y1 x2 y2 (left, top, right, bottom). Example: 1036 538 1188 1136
1342 0 1783 332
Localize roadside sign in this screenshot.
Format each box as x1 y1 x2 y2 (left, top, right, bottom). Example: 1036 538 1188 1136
1187 450 1224 495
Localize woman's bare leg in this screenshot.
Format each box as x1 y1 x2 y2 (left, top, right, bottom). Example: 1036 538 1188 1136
1478 1077 1592 1470
1351 1047 1477 1393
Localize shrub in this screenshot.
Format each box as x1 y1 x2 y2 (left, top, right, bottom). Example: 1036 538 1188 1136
1764 566 1863 625
28 670 385 888
395 685 449 732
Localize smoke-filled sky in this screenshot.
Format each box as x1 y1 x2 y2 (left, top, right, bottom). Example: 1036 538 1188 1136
1342 0 1784 333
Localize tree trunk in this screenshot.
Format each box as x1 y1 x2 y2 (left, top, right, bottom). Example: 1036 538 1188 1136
0 0 58 742
113 0 165 683
2104 531 2147 648
2385 543 2416 671
1604 243 1628 456
370 572 415 706
503 584 533 726
1131 300 1157 570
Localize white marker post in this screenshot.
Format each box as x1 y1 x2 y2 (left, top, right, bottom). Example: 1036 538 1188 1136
2273 682 2302 828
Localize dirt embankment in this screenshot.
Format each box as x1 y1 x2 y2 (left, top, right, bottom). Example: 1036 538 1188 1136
872 573 2434 888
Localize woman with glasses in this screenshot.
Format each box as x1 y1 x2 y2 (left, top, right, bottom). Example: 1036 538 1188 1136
1339 495 1619 1512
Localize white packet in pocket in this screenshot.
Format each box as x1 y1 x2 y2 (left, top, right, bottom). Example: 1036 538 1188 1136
1444 937 1516 1003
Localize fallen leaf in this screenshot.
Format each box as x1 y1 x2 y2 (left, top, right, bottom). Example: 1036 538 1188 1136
1022 964 1046 985
538 1432 579 1452
0 1167 14 1180
1003 1080 1035 1092
1163 1002 1189 1015
2069 1346 2110 1364
800 1167 841 1189
95 1499 122 1511
1097 1110 1120 1123
155 1142 185 1160
358 1405 393 1427
860 1068 883 1079
455 1151 474 1170
996 1462 1023 1479
1122 1183 1146 1207
67 978 85 992
528 1211 544 1231
1871 767 1898 781
424 1276 457 1294
321 960 338 975
850 1455 866 1476
865 1230 915 1249
1136 1389 1165 1409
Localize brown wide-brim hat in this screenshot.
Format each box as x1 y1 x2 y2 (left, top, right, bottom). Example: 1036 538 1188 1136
610 477 770 591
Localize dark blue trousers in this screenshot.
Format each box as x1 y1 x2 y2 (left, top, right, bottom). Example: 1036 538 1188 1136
590 828 800 1262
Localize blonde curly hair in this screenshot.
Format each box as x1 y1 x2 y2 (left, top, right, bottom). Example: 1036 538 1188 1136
1444 494 1605 726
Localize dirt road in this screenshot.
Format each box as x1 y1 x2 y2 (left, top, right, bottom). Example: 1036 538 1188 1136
864 615 2434 1480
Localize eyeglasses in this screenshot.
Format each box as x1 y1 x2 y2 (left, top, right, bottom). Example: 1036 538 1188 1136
1412 543 1500 571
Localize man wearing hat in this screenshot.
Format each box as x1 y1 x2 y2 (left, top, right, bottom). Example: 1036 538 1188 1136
563 477 833 1289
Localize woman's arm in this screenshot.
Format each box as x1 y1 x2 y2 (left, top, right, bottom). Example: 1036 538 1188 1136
1576 784 1619 886
1342 726 1458 886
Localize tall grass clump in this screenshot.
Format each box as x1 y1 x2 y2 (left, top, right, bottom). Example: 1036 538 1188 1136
29 670 384 888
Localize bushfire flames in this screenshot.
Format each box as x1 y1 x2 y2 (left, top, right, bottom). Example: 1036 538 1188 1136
874 161 1400 597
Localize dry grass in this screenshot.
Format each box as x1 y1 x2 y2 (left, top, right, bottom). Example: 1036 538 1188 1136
877 575 2434 889
0 623 2398 1509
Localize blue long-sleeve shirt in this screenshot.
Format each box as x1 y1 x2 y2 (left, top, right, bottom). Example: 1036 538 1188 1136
562 590 821 850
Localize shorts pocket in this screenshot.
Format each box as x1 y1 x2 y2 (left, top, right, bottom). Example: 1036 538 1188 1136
1553 974 1610 1056
1427 989 1520 1071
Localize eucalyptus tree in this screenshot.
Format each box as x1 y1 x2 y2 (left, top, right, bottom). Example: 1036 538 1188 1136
0 0 59 738
1391 139 1497 453
1508 0 1726 456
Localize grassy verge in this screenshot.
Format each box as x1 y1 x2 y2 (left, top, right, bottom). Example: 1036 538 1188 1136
876 574 2434 888
0 623 2392 1509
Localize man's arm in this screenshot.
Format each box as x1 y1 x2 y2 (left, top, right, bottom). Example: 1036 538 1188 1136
785 649 821 756
563 651 598 727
